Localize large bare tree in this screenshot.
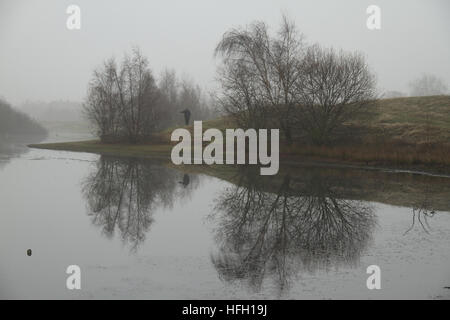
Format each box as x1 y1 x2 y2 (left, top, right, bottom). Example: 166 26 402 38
84 58 120 140
294 45 377 145
214 16 306 144
120 48 161 141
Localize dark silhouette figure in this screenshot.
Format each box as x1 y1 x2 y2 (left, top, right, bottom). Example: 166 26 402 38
180 109 191 125
179 174 190 188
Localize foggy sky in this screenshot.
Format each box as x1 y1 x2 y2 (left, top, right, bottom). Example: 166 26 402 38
1 0 449 105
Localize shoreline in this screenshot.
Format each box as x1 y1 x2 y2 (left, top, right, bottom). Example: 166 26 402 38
28 139 450 177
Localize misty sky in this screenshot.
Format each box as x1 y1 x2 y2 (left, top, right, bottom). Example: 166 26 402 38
0 0 449 105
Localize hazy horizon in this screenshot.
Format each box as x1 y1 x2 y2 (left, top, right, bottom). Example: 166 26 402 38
1 0 449 105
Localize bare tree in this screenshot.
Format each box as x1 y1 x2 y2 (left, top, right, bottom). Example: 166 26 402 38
409 74 448 97
159 70 212 125
84 58 121 140
215 17 376 146
159 69 179 106
158 68 180 126
294 45 377 145
119 48 161 142
84 48 162 143
179 78 211 121
214 16 306 144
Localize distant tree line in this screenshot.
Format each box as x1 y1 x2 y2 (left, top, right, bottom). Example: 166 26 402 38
409 74 448 97
0 99 47 137
214 16 377 145
382 74 448 99
84 47 211 143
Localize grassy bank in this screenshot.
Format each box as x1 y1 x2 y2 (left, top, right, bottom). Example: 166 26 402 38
29 139 172 159
281 95 450 171
29 95 450 173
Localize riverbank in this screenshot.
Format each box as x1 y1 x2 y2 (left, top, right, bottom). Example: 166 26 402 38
29 139 172 159
29 138 450 176
26 141 450 212
29 95 450 175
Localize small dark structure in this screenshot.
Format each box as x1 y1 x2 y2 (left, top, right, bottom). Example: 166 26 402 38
180 109 191 125
27 249 32 256
179 174 190 188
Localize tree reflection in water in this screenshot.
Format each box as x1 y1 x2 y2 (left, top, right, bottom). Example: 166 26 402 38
211 167 377 295
82 156 198 251
404 190 437 235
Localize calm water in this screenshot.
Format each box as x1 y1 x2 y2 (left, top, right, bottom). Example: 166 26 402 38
1 138 450 299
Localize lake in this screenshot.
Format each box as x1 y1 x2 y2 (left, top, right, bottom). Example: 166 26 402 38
1 136 450 299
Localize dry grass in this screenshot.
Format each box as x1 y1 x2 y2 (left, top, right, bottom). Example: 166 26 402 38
349 95 450 145
287 95 450 169
219 95 450 170
281 143 450 167
30 95 450 172
29 140 172 159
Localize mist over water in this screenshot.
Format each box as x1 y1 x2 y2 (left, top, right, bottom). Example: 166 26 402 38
1 142 450 299
1 0 450 301
1 0 449 105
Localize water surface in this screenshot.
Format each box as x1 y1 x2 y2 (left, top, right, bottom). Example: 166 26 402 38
1 139 450 299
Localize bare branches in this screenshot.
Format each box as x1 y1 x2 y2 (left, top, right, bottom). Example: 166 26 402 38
294 45 377 145
84 49 211 143
83 48 160 143
215 17 307 143
215 16 377 145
